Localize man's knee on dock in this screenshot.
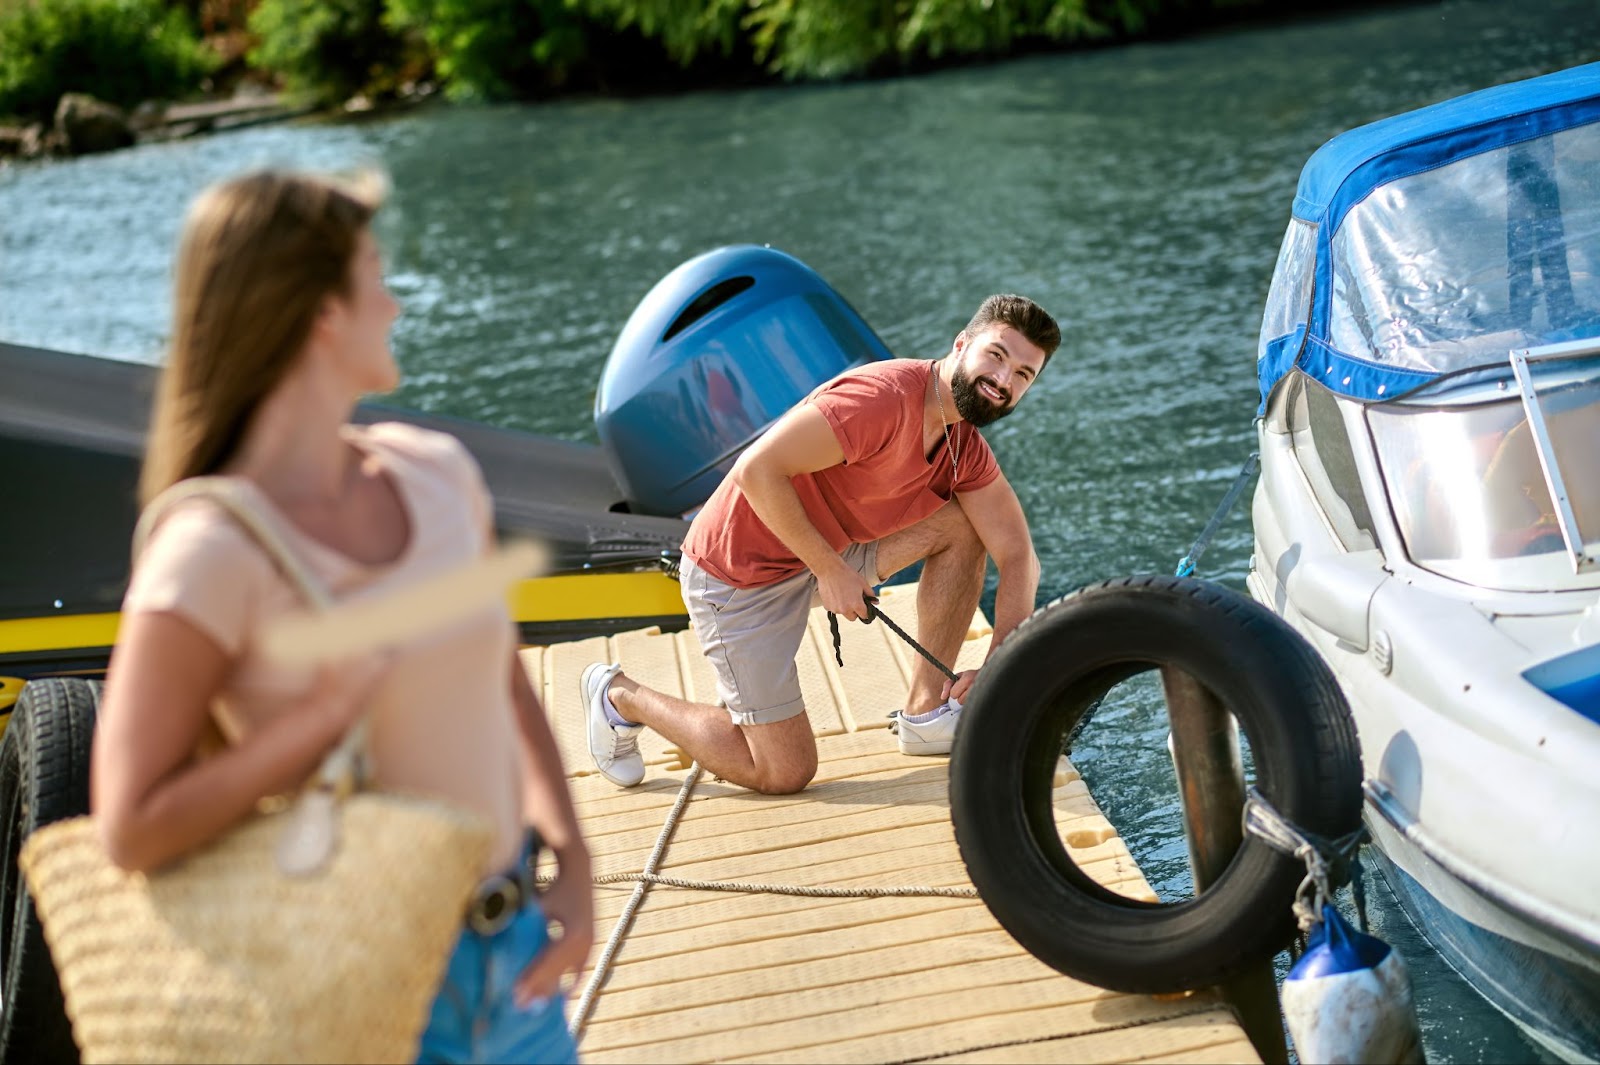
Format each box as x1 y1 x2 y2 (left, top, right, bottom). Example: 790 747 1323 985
749 761 817 795
744 716 818 794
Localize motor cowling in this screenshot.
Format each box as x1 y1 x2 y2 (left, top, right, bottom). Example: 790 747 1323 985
595 244 892 517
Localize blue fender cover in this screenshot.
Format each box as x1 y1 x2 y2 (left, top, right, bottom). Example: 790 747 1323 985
1282 904 1422 1064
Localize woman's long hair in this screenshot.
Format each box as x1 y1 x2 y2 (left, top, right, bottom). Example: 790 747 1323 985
139 169 387 506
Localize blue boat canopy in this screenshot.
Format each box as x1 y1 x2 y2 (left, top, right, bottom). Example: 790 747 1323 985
1257 62 1600 411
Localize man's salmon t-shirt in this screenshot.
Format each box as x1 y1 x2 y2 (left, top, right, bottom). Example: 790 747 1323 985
682 358 1000 588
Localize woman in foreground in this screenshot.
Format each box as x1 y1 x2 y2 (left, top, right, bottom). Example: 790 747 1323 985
90 168 592 1064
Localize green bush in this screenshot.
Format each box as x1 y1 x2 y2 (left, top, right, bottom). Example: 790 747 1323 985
572 0 744 68
568 0 1187 83
245 0 1261 109
0 0 216 121
745 0 1172 80
248 0 410 104
382 0 589 101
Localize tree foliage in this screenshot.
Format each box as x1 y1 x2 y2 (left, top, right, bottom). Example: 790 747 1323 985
744 0 1183 80
292 0 1240 102
0 0 216 121
381 0 590 99
248 0 411 103
572 0 744 67
0 0 1308 122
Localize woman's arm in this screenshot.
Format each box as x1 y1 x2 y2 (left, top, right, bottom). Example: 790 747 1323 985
91 610 382 872
507 648 594 1004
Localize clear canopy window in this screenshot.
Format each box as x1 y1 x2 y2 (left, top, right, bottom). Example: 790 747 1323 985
1257 219 1317 361
1367 355 1600 591
1331 124 1600 374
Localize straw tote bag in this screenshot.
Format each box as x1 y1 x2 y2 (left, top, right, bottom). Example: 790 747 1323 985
19 477 495 1064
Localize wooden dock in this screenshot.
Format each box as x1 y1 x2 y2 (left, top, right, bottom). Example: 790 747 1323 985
523 582 1260 1064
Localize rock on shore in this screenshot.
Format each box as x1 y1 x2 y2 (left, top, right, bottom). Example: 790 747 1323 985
0 89 309 162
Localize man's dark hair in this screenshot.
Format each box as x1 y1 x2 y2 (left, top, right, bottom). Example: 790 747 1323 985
963 294 1061 365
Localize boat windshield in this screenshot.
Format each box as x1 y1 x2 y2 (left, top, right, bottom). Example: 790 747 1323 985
1330 122 1600 376
1367 356 1600 591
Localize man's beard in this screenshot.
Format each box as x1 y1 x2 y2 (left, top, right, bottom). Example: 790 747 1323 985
951 364 1015 428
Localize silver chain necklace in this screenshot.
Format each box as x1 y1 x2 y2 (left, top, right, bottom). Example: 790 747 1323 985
931 362 959 481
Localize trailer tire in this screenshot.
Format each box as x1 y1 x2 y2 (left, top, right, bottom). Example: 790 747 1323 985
950 575 1362 994
1 678 98 1063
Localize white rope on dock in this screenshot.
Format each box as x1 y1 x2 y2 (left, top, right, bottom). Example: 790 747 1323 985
568 760 704 1040
561 761 982 1042
892 1002 1226 1064
581 871 978 899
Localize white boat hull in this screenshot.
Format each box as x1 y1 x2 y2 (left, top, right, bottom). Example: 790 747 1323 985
1363 810 1600 1063
1248 406 1600 1063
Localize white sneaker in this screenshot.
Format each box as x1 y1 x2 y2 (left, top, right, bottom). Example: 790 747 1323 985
581 662 644 787
894 699 962 756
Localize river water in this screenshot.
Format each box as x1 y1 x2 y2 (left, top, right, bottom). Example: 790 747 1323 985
4 1 1598 1060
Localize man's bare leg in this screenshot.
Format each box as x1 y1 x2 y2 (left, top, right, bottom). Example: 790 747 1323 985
608 678 818 794
874 501 987 715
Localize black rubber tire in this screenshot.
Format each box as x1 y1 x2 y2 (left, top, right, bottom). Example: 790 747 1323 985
950 575 1362 994
0 678 98 1064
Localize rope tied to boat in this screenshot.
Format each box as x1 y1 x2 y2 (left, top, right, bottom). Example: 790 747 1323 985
1242 786 1368 933
1174 451 1260 578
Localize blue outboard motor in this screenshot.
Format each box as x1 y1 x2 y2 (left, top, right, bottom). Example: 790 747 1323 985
595 245 892 517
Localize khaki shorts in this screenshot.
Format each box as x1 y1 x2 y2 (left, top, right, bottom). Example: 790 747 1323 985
680 544 881 727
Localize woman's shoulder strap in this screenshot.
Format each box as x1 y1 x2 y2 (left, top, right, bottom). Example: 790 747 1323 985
134 477 331 609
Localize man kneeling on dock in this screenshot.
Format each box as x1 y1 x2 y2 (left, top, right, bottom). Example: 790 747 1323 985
583 295 1059 793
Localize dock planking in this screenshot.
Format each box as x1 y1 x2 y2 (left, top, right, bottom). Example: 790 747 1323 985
525 581 1258 1064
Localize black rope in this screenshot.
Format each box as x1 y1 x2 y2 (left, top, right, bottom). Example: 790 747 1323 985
1352 848 1370 933
1243 786 1370 932
827 594 959 683
1175 451 1260 578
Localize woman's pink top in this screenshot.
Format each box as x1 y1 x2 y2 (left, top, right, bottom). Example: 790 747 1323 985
122 422 525 872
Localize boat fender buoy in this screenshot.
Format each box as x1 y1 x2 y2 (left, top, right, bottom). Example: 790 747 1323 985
1282 903 1423 1065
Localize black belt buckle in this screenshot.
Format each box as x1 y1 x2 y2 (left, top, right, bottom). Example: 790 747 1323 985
466 829 545 936
468 873 521 935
